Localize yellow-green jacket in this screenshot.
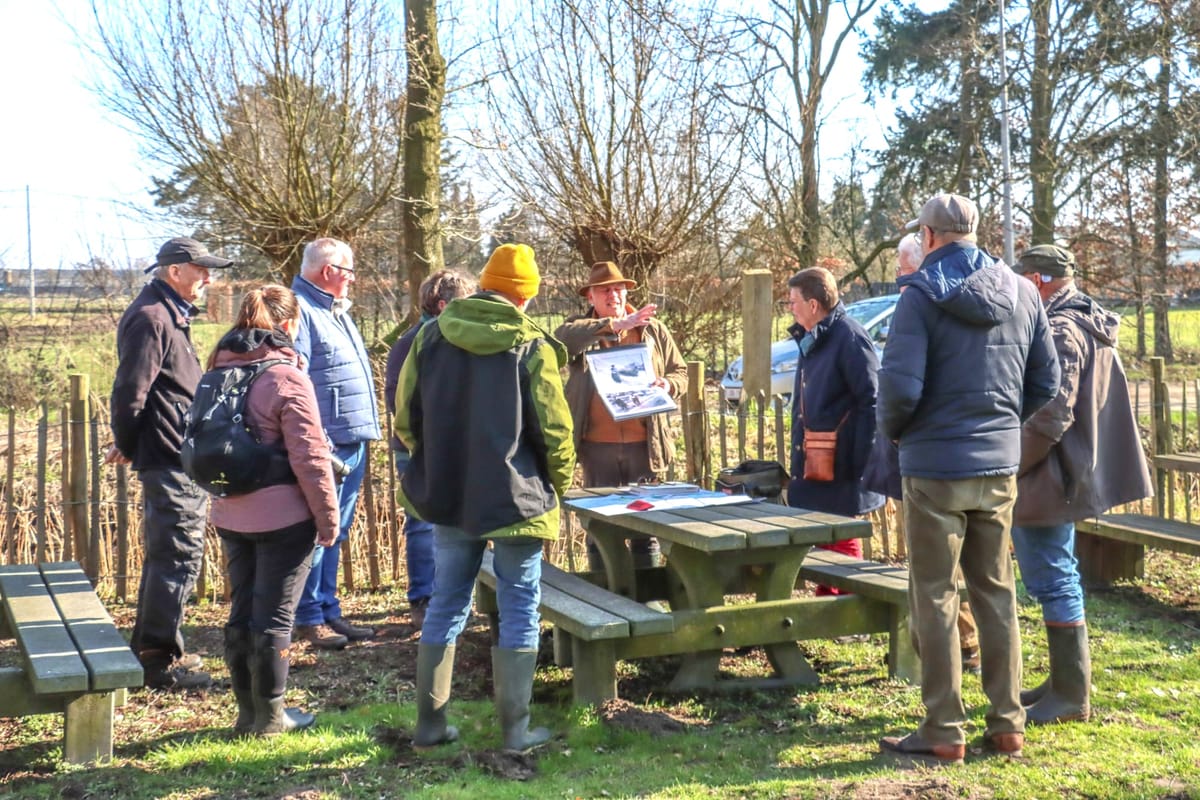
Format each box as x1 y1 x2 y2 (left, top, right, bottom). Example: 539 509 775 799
394 292 575 541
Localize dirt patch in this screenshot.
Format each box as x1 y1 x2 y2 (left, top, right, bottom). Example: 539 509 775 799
598 698 706 734
463 749 540 781
815 776 988 800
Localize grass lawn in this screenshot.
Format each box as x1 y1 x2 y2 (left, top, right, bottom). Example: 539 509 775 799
1 550 1198 799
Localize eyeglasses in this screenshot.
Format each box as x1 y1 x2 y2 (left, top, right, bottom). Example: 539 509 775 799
326 262 355 273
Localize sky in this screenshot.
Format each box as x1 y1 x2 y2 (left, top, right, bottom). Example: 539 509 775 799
0 0 919 273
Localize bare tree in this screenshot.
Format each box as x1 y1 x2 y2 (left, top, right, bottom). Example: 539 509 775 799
736 0 878 270
474 0 747 296
84 0 407 281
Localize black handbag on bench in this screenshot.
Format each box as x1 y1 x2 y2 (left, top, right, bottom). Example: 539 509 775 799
714 460 789 501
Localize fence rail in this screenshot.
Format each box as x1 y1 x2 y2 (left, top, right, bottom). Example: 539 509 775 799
2 358 1186 598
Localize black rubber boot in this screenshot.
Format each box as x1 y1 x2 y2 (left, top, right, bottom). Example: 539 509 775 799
250 632 315 735
1026 623 1091 724
1020 678 1049 707
223 626 255 734
414 644 459 749
492 647 551 753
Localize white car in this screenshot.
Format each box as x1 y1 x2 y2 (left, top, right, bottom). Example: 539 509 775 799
720 293 900 407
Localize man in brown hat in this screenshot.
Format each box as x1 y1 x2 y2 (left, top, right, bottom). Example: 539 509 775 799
555 262 688 569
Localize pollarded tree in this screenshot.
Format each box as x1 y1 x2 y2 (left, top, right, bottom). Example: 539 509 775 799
85 0 407 281
474 0 747 298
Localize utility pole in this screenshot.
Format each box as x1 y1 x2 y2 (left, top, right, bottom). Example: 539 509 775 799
25 185 35 318
998 0 1015 266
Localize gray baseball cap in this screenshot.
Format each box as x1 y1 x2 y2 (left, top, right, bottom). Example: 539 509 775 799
146 237 234 273
1016 244 1075 277
906 193 979 234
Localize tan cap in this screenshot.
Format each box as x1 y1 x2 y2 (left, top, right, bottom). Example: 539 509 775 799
906 193 979 234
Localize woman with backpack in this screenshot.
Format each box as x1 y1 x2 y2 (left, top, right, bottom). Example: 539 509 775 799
204 285 340 735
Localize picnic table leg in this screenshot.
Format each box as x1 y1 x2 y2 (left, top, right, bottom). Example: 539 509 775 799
585 519 638 600
571 638 618 705
755 548 820 685
63 692 115 765
890 607 921 684
658 545 741 691
474 580 501 646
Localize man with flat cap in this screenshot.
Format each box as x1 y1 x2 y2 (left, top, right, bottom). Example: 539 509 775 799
877 194 1060 763
555 262 688 570
1010 244 1151 724
108 236 233 690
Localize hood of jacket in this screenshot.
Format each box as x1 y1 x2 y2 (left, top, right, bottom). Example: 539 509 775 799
903 242 1018 328
437 292 567 366
1045 284 1119 348
211 327 300 369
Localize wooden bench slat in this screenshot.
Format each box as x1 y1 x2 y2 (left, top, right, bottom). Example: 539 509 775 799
41 563 143 691
1076 513 1200 557
540 562 675 636
0 565 89 694
800 552 910 606
476 551 630 641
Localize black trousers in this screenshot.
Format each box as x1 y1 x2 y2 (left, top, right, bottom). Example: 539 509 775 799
219 519 316 639
131 468 208 659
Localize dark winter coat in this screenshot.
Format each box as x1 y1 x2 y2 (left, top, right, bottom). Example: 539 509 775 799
1015 284 1153 524
394 292 575 541
110 279 203 472
786 303 886 517
877 241 1061 479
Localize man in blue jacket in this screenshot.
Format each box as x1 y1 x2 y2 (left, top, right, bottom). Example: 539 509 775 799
290 238 381 649
877 194 1060 764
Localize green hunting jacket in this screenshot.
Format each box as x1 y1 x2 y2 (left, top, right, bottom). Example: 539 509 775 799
394 292 575 541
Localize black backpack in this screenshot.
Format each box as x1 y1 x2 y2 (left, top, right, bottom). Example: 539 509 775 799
181 359 298 497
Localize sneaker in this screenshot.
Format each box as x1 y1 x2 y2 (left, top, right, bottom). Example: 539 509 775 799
144 664 213 691
326 616 375 641
962 647 982 675
409 597 430 630
294 624 349 650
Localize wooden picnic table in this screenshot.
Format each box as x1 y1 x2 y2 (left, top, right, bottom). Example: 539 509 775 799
564 488 873 691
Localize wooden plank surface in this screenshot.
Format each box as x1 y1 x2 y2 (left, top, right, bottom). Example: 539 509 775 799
713 504 838 545
0 564 89 694
1076 514 1200 556
667 507 792 548
1155 453 1200 474
477 552 629 641
800 553 909 606
41 563 142 691
589 509 749 551
541 562 675 636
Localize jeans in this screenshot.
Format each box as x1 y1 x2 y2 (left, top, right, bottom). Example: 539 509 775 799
131 468 208 658
1010 522 1085 624
219 519 316 638
294 441 366 627
579 441 660 567
421 525 543 650
394 459 435 603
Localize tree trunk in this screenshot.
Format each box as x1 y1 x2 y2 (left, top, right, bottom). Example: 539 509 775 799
402 0 446 323
1028 0 1056 242
1152 50 1173 362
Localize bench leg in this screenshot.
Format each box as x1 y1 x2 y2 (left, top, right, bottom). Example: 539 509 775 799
553 628 574 667
1075 531 1144 587
571 638 617 705
889 608 921 685
63 692 115 765
474 581 501 645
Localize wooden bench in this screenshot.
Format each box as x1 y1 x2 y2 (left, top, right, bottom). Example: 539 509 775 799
799 550 922 683
1075 513 1200 586
0 562 143 764
475 550 674 705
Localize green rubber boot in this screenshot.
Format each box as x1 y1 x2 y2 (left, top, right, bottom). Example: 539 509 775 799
1026 623 1091 724
492 647 551 753
222 625 255 734
414 644 459 749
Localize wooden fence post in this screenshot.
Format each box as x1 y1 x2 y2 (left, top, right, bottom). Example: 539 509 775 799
116 464 129 603
88 415 103 583
69 375 91 577
37 402 48 562
363 444 381 590
740 270 774 403
5 408 15 565
682 361 708 486
1151 358 1170 518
